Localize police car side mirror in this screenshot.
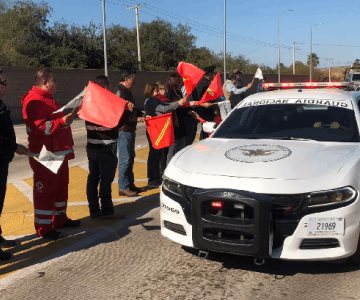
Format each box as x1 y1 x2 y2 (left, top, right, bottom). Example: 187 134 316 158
202 121 217 134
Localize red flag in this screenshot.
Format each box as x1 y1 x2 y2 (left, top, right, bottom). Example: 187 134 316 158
199 73 224 103
177 61 205 96
145 113 174 149
78 81 127 128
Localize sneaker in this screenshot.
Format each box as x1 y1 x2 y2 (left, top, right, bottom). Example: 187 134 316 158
0 249 12 260
42 230 64 240
63 219 81 228
118 189 138 197
0 236 16 248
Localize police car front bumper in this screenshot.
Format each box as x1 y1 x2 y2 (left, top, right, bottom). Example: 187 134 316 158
160 186 360 261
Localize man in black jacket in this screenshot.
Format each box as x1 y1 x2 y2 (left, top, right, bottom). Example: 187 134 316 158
115 70 143 197
0 69 28 260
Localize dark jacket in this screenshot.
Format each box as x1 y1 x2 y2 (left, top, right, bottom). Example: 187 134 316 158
167 88 187 139
0 99 17 163
115 84 142 132
144 97 179 117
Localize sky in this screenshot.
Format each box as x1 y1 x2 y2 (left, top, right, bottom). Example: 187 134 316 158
32 0 360 68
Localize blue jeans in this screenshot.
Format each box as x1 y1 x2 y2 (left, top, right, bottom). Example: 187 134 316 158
117 131 136 190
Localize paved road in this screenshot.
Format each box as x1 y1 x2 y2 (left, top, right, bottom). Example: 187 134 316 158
1 207 360 300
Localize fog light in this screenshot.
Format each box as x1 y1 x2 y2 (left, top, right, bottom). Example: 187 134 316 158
211 201 223 209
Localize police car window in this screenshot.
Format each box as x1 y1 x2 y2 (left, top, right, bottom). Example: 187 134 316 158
213 104 359 142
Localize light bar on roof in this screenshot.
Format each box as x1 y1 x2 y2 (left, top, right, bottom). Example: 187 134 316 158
263 82 350 89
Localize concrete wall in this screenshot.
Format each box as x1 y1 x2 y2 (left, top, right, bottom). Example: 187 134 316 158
1 66 308 123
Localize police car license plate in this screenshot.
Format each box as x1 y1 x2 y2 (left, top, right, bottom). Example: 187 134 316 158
308 217 344 236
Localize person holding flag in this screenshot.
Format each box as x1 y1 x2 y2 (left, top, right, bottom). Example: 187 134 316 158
223 72 254 107
85 75 119 219
143 83 190 187
22 68 81 240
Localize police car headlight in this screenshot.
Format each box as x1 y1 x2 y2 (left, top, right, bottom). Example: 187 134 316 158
304 186 357 208
162 177 184 198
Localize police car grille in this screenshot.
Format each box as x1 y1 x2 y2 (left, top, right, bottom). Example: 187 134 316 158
271 195 303 216
203 228 254 244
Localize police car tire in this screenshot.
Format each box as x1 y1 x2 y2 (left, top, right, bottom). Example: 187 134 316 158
181 246 200 256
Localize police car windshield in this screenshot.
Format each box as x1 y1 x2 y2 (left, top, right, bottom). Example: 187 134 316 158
213 104 360 142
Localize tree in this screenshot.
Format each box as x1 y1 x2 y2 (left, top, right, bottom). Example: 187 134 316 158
139 19 195 71
107 25 137 70
289 61 309 74
186 47 219 69
307 53 320 67
0 0 51 66
47 22 103 68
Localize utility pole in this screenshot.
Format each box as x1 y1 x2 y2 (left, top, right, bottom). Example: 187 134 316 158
102 0 108 76
292 41 296 75
326 58 332 82
223 0 227 80
128 4 142 71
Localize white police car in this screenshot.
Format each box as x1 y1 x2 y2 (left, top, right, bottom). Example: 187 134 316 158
160 82 360 262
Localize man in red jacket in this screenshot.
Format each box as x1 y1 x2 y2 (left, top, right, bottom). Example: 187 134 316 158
22 68 81 240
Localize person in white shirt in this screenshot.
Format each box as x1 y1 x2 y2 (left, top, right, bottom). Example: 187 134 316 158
223 73 254 107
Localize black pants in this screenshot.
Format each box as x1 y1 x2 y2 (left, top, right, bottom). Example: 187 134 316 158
0 160 9 235
146 133 166 185
86 145 117 216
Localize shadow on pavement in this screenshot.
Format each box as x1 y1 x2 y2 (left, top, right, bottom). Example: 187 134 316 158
182 247 360 276
0 193 159 278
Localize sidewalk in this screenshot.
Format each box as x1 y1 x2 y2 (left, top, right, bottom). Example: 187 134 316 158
0 146 159 279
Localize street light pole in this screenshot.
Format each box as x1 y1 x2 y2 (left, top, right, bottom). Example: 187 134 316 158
310 26 313 82
277 9 293 83
223 0 227 81
128 4 142 71
102 0 108 76
292 41 296 75
327 58 332 82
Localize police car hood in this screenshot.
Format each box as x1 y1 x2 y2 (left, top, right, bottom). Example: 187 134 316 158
173 139 360 180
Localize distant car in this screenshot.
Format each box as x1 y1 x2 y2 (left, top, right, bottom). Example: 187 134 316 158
160 82 360 263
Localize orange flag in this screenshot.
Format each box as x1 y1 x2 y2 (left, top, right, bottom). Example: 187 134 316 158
199 73 224 103
78 81 127 128
177 61 205 96
145 113 174 149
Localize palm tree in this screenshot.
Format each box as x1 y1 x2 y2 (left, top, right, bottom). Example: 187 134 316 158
307 53 320 67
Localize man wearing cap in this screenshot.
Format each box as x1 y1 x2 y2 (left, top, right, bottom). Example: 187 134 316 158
0 69 29 260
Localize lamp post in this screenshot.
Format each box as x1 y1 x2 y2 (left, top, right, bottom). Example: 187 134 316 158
277 9 293 83
101 0 108 76
128 4 143 71
310 22 323 82
223 0 227 81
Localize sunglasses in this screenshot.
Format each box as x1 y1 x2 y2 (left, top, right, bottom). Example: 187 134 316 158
0 79 7 86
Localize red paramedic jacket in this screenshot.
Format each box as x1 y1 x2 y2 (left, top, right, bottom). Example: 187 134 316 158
21 86 74 160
